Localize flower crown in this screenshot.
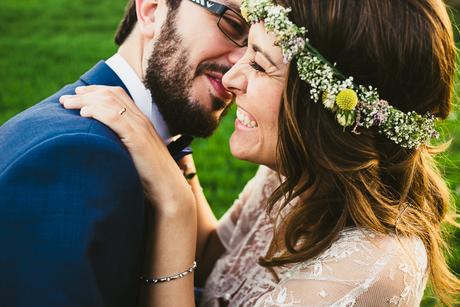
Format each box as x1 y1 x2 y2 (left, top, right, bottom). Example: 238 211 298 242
241 0 439 149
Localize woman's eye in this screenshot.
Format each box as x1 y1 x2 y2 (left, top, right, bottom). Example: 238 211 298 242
249 60 266 73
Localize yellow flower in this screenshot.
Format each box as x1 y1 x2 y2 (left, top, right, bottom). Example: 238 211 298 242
336 89 358 111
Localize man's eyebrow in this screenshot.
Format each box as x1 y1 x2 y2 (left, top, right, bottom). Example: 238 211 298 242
219 0 241 13
252 43 278 67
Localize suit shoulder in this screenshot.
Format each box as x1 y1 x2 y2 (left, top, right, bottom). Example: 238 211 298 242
0 83 126 171
0 129 135 179
1 82 115 137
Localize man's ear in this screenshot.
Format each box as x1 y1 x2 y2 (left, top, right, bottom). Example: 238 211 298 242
135 0 162 39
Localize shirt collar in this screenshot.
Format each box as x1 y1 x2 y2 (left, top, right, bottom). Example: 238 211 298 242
106 53 173 144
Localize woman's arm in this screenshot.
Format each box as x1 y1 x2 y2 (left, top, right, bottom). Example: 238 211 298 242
60 85 198 306
139 193 197 307
178 155 227 287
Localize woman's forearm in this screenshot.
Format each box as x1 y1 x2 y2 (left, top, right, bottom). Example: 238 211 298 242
140 202 197 307
188 176 218 260
187 175 227 286
178 155 227 286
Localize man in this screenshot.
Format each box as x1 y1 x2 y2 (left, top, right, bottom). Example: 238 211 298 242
0 0 247 306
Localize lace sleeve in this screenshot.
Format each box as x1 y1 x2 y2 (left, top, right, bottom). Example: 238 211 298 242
253 229 428 307
216 166 274 251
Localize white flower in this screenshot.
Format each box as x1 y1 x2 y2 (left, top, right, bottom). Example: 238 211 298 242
322 93 335 109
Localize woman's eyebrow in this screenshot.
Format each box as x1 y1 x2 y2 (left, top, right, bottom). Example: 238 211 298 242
251 43 278 67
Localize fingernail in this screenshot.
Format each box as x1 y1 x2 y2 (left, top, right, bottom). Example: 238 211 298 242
75 86 85 93
59 95 70 103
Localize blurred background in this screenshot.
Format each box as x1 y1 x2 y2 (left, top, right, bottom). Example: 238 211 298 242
0 0 458 305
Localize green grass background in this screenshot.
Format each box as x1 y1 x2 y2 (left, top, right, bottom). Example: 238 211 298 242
0 0 458 304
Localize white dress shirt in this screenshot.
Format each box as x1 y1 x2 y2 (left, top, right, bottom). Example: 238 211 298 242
106 53 173 144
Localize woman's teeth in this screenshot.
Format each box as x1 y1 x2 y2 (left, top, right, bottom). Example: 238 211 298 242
236 108 258 128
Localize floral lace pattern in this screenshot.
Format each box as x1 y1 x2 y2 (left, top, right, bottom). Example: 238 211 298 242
201 166 428 307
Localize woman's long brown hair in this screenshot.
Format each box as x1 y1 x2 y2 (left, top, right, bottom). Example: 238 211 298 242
258 0 460 304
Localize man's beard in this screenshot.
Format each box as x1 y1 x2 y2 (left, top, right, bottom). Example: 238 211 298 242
143 10 231 137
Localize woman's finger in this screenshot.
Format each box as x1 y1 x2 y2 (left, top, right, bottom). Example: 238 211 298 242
61 90 151 132
59 95 86 109
75 85 127 98
79 104 134 139
61 86 161 152
75 85 141 116
61 89 126 111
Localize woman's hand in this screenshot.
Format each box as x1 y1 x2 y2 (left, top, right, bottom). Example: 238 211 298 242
59 85 195 213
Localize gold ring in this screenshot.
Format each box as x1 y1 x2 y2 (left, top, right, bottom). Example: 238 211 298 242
118 107 127 116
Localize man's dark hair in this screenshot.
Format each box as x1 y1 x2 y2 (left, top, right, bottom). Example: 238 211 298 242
114 0 182 46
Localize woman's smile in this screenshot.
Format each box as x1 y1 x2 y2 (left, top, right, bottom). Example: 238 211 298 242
236 106 258 129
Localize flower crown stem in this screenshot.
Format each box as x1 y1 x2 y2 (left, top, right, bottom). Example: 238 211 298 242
303 44 346 80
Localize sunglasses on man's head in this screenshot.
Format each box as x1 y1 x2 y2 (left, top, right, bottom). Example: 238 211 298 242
189 0 249 47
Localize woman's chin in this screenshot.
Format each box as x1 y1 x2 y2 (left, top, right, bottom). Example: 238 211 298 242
229 133 278 169
229 132 256 163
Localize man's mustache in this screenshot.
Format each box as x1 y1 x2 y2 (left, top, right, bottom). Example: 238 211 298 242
195 62 231 77
196 62 233 113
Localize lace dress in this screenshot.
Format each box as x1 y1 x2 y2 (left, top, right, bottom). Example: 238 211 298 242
201 166 428 307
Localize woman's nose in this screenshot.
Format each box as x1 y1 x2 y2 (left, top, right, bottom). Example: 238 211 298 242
222 62 248 96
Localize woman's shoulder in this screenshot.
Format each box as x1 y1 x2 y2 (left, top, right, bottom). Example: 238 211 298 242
328 227 427 264
272 227 428 306
353 227 427 270
289 227 427 277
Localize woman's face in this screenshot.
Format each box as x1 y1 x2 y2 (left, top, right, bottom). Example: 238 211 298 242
222 23 288 168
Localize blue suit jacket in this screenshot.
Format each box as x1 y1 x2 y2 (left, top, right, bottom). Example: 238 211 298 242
0 61 191 306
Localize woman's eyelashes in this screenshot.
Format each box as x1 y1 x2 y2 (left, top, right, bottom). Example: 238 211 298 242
249 60 266 73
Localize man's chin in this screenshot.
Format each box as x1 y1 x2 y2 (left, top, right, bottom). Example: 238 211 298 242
196 118 220 138
167 115 219 138
186 104 230 137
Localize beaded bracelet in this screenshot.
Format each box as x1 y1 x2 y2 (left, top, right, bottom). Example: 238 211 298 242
140 261 197 284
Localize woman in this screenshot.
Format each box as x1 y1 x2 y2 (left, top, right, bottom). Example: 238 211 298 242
60 0 460 305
